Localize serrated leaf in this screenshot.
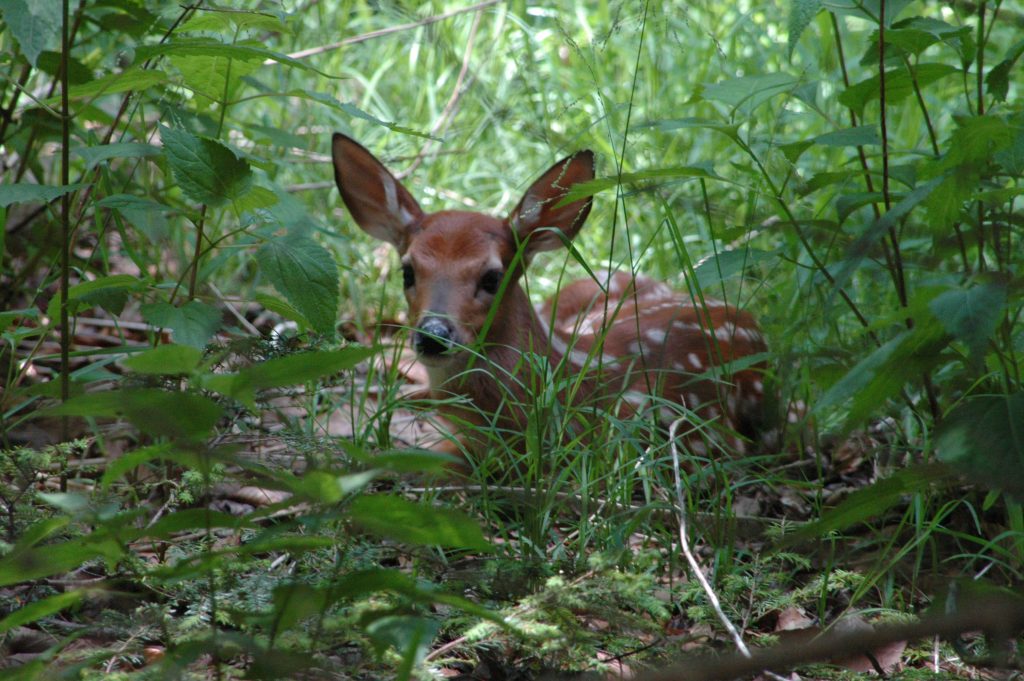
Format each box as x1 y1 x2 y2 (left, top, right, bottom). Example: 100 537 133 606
995 125 1024 176
0 182 89 208
98 194 169 242
0 0 60 66
350 495 491 550
135 38 332 77
255 292 310 329
46 68 169 104
182 8 288 34
46 273 143 318
815 125 881 147
787 0 822 59
50 388 223 441
160 125 252 206
559 166 721 205
0 590 86 635
294 91 436 139
986 40 1024 102
703 73 800 113
816 318 949 431
693 248 774 289
74 142 161 172
928 282 1007 360
778 465 951 546
256 234 338 336
204 347 375 407
839 63 957 114
170 47 262 107
141 300 222 348
936 392 1024 497
123 344 204 375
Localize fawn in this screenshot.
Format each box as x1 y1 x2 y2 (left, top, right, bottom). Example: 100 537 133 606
331 134 767 462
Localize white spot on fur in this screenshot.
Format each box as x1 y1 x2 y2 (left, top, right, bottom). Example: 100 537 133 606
687 352 703 369
752 379 764 394
686 392 700 407
645 328 667 344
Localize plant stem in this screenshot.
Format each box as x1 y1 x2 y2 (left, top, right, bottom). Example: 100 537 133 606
59 0 71 485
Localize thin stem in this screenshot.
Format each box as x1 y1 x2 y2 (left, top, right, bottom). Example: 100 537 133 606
59 0 71 480
976 1 987 272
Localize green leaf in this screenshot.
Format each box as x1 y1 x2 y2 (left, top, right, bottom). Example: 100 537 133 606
928 281 1007 361
693 248 774 289
816 317 949 431
350 495 491 550
170 45 262 107
0 0 60 66
296 92 436 139
787 0 822 59
46 274 144 318
559 166 721 205
936 393 1024 497
135 38 333 77
101 442 179 487
74 142 160 172
365 615 439 678
160 125 253 206
255 292 311 329
204 347 375 407
652 117 741 143
98 194 169 242
181 8 288 34
123 344 204 375
814 125 881 147
141 300 222 348
50 388 223 441
839 63 958 114
0 590 86 635
702 73 800 112
0 182 89 208
986 40 1024 102
256 234 339 336
48 68 169 104
777 465 951 546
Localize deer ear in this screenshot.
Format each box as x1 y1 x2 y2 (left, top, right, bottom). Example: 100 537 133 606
332 133 423 251
508 150 595 257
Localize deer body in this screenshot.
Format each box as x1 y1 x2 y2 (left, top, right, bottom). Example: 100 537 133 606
331 134 766 460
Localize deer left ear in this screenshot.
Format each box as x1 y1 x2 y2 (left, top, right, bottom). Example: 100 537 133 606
508 150 595 257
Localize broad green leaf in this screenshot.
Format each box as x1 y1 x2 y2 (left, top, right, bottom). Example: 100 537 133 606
350 495 491 550
702 73 800 112
74 143 160 172
0 536 124 587
50 388 223 441
170 47 262 107
48 68 169 103
0 0 60 66
232 185 279 214
181 8 288 34
995 124 1024 176
101 442 178 487
204 347 375 408
46 274 143 318
0 182 89 208
787 0 822 59
928 281 1007 360
365 615 439 677
652 117 741 143
98 194 170 243
330 569 502 624
294 91 436 139
123 344 204 375
778 465 952 546
0 590 86 635
693 248 774 289
839 63 958 114
559 166 721 205
936 393 1024 497
269 583 326 635
281 469 378 504
256 234 339 336
141 300 222 348
815 125 881 147
143 509 254 538
986 40 1024 102
255 292 311 330
816 317 949 430
135 38 332 77
160 126 253 206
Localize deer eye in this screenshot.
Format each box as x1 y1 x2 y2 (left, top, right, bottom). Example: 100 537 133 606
479 269 503 295
402 263 415 289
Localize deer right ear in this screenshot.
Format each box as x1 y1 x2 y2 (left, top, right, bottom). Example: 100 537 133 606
331 133 423 251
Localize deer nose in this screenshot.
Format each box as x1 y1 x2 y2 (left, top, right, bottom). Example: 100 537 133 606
414 316 455 356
